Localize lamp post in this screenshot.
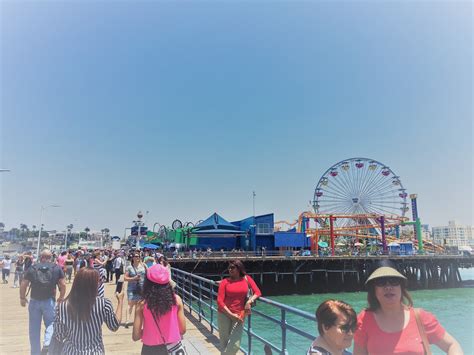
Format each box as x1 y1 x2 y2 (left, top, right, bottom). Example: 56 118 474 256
36 205 61 257
134 211 144 249
65 224 73 250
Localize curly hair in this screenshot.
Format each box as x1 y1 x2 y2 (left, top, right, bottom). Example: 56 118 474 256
142 276 176 317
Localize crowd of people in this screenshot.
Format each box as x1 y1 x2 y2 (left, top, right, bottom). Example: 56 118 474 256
1 247 465 355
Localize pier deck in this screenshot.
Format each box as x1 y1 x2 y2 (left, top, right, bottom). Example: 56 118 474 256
0 275 222 354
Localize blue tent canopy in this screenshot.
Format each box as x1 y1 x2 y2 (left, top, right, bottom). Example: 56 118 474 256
194 213 240 231
142 243 159 249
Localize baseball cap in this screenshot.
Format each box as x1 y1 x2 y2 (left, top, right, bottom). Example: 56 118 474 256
147 264 170 285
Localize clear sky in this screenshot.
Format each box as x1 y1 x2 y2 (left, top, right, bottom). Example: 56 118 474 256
1 1 472 236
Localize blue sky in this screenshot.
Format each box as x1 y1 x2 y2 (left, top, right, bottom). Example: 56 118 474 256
1 1 472 236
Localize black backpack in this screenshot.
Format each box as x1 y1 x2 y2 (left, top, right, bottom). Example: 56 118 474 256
78 258 87 268
31 263 56 290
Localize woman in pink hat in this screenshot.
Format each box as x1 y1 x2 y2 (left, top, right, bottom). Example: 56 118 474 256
132 264 186 355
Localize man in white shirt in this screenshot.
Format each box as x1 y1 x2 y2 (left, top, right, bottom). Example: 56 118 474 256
1 254 12 283
113 253 124 284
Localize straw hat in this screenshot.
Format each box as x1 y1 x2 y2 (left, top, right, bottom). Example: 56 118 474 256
365 266 406 285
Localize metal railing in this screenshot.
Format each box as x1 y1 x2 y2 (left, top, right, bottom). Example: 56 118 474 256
163 249 468 261
171 268 316 355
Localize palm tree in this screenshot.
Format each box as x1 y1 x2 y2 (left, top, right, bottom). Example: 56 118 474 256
65 224 74 248
0 222 5 232
20 224 29 241
84 227 90 241
102 228 110 248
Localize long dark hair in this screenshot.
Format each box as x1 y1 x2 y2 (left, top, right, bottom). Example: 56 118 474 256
229 259 246 277
142 276 176 317
366 279 413 311
66 267 98 321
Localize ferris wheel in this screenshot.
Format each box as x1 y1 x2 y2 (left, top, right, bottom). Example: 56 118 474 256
313 158 408 225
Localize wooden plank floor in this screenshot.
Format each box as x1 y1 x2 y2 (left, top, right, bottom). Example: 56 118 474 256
0 272 221 354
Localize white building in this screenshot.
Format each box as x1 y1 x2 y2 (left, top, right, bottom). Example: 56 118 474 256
432 221 474 248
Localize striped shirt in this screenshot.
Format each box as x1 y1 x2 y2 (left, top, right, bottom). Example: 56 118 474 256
93 262 107 298
54 297 120 354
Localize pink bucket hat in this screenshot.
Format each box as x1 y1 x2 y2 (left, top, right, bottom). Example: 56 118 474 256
147 264 170 285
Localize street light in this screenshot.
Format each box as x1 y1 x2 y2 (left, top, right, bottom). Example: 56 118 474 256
0 169 11 172
36 205 61 257
65 224 73 250
134 210 147 248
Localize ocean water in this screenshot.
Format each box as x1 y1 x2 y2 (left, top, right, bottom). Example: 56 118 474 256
245 270 474 354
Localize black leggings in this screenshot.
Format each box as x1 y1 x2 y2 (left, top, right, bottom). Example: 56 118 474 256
141 344 168 355
115 269 123 284
106 267 113 282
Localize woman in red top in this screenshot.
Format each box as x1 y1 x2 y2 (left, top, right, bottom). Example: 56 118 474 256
217 259 261 355
353 265 463 355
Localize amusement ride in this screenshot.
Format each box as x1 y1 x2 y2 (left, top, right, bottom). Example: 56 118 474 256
275 157 443 255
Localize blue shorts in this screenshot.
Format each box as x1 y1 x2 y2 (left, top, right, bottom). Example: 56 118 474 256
127 289 142 301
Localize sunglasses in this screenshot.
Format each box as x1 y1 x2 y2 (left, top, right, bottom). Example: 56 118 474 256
338 323 357 334
374 277 402 287
228 265 236 270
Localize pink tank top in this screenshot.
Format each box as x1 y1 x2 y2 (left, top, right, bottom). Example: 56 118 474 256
142 303 181 346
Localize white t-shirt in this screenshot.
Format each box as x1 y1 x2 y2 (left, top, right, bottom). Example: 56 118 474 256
2 259 12 270
113 257 123 270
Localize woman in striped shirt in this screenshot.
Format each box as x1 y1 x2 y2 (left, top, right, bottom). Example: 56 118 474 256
53 267 124 354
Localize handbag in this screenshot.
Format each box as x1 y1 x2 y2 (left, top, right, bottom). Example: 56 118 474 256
414 308 432 355
151 311 188 355
244 275 256 307
47 335 65 355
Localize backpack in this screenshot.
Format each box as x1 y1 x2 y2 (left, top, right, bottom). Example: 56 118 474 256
31 263 56 290
78 258 87 268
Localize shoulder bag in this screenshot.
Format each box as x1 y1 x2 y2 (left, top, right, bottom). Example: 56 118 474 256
244 275 256 307
47 335 65 355
414 308 432 355
151 310 188 355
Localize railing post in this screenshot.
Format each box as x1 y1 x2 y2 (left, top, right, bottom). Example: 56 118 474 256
210 285 214 334
247 313 252 354
189 273 193 314
198 279 202 322
281 309 289 355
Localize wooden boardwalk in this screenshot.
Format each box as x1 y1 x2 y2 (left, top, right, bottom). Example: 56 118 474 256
0 272 222 354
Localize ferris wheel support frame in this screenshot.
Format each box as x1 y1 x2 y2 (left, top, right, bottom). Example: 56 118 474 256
297 211 411 255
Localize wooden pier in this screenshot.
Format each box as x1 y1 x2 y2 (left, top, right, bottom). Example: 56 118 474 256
0 276 223 354
170 255 474 295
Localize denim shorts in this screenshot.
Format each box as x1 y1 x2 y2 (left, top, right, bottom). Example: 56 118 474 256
127 289 142 301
